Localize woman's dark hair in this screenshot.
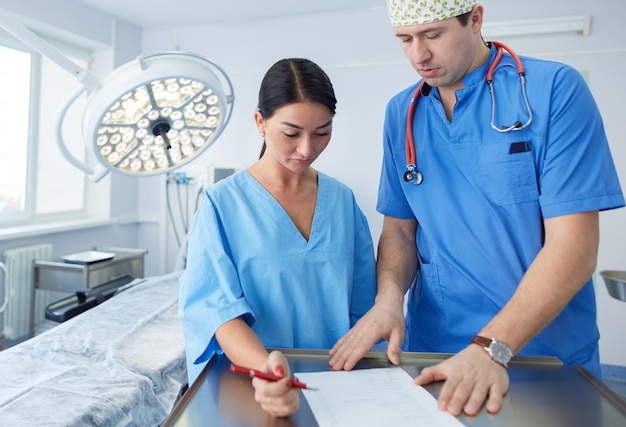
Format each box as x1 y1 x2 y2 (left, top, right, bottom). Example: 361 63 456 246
257 58 337 158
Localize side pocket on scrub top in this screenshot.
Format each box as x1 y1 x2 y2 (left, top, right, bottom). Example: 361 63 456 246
406 262 446 342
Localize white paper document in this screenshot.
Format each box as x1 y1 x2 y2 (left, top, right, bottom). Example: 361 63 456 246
295 367 465 427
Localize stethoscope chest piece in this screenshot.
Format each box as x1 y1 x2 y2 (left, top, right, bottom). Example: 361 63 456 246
404 166 423 185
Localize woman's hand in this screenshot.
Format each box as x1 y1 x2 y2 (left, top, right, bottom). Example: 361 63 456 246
252 350 301 417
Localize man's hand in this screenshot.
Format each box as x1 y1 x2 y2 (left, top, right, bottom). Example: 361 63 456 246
414 344 510 416
329 296 406 370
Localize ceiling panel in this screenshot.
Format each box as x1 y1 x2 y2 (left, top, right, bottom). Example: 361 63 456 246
71 0 385 29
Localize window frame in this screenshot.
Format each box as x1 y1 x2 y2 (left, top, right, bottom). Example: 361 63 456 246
0 34 96 228
0 36 38 224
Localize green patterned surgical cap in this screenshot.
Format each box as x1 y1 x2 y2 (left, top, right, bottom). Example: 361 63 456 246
387 0 479 26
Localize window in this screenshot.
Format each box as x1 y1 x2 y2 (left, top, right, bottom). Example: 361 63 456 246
0 37 90 227
0 44 30 220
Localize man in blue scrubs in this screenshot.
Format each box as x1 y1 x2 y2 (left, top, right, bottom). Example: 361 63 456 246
329 0 625 417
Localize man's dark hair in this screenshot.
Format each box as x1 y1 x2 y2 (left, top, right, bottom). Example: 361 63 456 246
456 11 471 26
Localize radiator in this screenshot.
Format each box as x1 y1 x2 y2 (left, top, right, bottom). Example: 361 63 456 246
1 244 53 339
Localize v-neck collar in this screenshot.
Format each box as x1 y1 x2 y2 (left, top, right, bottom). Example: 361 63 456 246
241 170 322 245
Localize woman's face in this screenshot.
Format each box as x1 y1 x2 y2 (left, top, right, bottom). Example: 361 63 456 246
255 101 333 173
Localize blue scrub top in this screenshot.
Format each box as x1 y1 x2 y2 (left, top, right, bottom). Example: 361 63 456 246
377 44 625 375
179 170 376 384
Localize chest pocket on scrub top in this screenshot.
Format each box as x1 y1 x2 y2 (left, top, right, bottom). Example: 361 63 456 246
479 140 539 206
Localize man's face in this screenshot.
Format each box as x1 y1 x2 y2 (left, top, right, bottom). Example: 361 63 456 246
393 9 481 91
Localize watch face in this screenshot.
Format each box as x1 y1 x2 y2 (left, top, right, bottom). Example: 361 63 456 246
488 340 513 366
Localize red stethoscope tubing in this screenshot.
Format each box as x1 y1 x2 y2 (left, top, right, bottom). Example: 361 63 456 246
405 41 525 183
487 41 525 81
405 80 426 168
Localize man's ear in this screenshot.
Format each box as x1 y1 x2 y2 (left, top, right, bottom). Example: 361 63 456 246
470 4 484 33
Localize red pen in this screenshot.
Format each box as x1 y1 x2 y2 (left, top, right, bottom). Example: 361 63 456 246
230 363 317 390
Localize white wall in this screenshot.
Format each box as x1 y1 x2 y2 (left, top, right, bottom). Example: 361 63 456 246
141 0 626 365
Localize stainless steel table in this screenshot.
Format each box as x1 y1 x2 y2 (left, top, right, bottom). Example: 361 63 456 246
31 247 146 334
32 247 146 293
162 350 626 426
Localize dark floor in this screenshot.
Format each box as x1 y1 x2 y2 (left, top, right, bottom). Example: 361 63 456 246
0 335 28 350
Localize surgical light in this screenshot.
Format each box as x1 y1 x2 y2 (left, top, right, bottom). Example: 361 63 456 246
0 10 234 182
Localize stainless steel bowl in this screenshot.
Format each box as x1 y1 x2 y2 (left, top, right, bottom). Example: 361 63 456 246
599 270 626 302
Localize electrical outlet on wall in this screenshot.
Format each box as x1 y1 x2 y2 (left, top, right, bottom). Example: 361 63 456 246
208 162 245 185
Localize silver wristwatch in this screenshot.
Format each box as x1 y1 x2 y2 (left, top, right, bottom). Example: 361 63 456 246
470 335 513 367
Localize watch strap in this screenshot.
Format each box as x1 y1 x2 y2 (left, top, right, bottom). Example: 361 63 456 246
470 335 492 348
470 335 512 367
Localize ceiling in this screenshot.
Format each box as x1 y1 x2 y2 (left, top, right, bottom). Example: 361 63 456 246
71 0 386 30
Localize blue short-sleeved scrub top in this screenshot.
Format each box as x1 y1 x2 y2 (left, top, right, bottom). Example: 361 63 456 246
377 44 625 376
179 170 376 384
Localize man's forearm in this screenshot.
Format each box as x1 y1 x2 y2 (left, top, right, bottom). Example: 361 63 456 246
479 211 599 354
376 217 419 303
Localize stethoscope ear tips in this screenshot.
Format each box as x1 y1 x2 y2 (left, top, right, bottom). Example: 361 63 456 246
404 170 423 185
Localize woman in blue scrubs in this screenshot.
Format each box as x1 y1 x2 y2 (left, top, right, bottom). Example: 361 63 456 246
178 58 376 417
